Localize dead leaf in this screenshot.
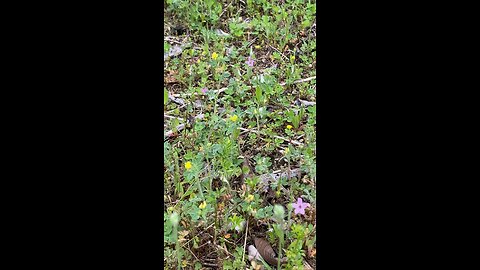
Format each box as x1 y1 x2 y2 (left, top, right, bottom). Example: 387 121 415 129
178 230 189 243
164 70 178 84
218 202 225 211
251 261 263 270
222 193 232 201
254 237 287 265
303 261 314 270
248 245 263 262
308 247 316 258
240 184 247 197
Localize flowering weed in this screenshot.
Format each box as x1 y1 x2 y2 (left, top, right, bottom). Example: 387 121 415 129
164 0 316 268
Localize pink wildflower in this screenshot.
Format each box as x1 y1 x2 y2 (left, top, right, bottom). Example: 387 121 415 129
292 197 310 215
246 56 254 67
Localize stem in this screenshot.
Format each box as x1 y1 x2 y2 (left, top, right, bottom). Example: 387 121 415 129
173 224 182 270
173 151 182 197
214 198 218 246
197 175 204 199
287 207 293 230
256 107 261 132
278 222 284 270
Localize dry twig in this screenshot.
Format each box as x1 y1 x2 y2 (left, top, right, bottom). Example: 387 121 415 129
241 219 249 264
298 99 316 106
238 127 303 146
164 114 205 137
169 76 316 98
280 76 316 86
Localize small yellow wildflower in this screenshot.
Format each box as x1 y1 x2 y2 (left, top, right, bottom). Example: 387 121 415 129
182 260 188 267
197 58 200 63
246 194 254 202
287 125 293 129
255 45 261 49
199 201 207 209
212 52 218 60
230 115 238 122
185 161 192 170
284 148 289 154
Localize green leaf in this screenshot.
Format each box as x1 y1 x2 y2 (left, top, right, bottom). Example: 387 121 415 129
164 88 168 105
164 42 170 53
302 19 312 29
255 86 263 104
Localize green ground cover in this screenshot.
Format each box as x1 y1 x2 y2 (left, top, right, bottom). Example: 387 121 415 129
164 1 316 268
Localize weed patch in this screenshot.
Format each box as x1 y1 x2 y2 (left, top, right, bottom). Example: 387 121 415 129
164 1 316 269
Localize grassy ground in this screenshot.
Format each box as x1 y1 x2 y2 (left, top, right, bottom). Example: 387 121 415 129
164 0 316 269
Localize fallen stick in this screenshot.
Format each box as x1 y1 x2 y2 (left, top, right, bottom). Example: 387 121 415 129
298 99 316 106
238 127 303 146
166 104 186 113
169 76 316 97
163 114 184 121
241 218 249 265
164 114 204 137
269 44 289 61
202 262 218 267
167 93 185 106
280 76 316 86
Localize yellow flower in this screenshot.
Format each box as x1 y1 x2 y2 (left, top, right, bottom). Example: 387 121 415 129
246 194 254 202
182 260 188 267
185 161 192 170
230 115 238 122
199 201 207 209
212 52 218 60
197 58 200 63
287 125 293 129
255 45 261 49
284 148 289 154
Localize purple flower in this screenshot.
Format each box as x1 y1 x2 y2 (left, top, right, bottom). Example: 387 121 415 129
246 56 254 67
292 197 310 215
201 87 208 94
